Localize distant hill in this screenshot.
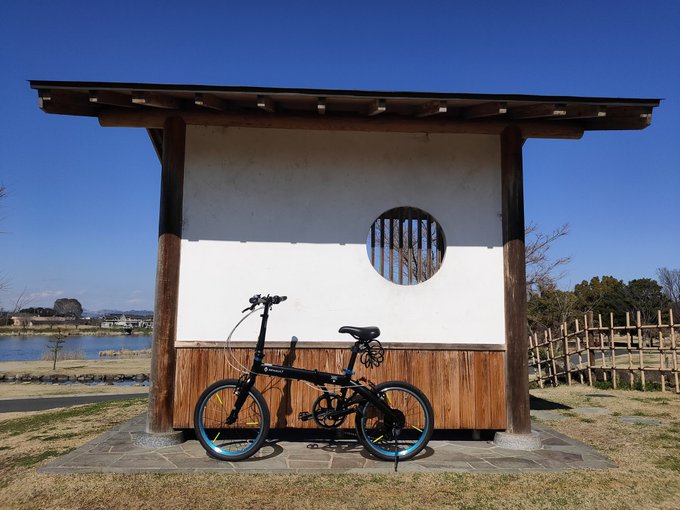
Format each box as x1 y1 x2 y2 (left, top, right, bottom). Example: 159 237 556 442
84 309 154 318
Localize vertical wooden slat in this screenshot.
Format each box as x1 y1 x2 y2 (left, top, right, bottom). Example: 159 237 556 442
562 323 572 385
398 211 404 285
610 312 617 388
584 314 593 385
669 309 679 393
474 352 492 428
388 218 394 282
658 310 666 392
532 333 543 388
548 328 558 386
147 116 185 435
407 209 413 284
370 223 375 268
575 318 584 384
637 310 645 389
438 351 453 427
459 351 476 428
426 217 433 280
417 215 423 283
626 312 634 386
449 351 463 428
489 351 507 428
380 217 385 277
434 221 444 273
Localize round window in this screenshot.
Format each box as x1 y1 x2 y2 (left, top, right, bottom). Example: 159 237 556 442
366 206 446 285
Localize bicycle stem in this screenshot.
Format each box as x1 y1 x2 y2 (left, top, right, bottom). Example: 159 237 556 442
254 303 270 361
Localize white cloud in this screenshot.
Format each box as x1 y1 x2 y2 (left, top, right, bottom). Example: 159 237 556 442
26 290 65 302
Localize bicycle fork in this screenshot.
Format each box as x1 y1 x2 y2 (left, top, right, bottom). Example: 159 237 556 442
226 374 258 424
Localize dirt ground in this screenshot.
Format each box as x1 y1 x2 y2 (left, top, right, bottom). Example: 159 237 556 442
0 358 150 376
0 386 679 509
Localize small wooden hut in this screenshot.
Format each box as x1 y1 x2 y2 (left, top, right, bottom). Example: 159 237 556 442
30 81 659 438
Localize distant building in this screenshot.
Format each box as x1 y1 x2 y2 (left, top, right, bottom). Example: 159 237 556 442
100 314 153 329
11 315 67 327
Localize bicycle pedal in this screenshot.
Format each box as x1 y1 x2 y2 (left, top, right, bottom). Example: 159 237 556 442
298 411 313 422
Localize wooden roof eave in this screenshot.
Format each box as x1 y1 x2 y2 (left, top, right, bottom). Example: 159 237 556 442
29 80 661 141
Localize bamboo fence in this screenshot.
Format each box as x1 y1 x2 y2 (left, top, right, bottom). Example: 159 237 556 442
528 309 680 393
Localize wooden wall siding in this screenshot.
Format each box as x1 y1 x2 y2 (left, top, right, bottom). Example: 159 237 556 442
174 347 506 430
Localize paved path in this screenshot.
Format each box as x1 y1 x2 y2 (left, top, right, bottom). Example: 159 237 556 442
41 414 615 474
0 393 148 413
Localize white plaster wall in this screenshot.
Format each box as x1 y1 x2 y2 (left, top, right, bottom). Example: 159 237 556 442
176 126 505 344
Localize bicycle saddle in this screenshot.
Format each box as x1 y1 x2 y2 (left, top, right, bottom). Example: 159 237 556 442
338 326 380 341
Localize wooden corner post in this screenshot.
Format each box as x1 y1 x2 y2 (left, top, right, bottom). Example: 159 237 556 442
501 125 531 434
147 116 186 434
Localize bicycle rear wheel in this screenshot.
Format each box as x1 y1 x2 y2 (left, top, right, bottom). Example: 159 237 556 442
194 378 270 461
355 381 434 461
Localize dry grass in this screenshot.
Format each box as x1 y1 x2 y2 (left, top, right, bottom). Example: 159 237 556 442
0 358 150 376
0 387 679 509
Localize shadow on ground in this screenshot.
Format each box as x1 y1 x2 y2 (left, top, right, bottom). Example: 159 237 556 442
530 395 571 411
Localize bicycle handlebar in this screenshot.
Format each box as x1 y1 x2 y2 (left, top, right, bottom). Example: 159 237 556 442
244 294 287 312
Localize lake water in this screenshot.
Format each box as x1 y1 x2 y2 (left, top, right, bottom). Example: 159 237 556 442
0 336 153 362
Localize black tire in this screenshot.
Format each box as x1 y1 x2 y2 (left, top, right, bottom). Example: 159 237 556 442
355 381 434 461
193 378 270 461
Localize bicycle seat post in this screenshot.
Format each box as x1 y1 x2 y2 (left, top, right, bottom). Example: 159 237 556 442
344 341 361 375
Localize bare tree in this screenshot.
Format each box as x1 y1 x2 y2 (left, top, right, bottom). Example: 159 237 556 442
4 288 32 326
657 267 680 316
525 222 571 295
46 331 67 370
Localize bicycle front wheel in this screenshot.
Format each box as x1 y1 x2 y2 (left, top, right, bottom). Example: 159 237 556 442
193 378 270 461
355 381 434 461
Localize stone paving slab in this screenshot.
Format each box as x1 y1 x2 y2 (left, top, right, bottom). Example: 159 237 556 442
40 413 616 474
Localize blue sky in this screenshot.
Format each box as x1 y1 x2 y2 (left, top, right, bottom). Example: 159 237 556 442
0 0 678 311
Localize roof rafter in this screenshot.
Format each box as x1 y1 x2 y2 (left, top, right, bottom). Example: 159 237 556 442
367 99 386 116
416 100 447 118
132 92 179 109
464 102 507 119
509 104 567 119
194 93 227 111
257 95 276 113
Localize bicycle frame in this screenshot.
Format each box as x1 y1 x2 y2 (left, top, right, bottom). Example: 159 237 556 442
226 302 399 425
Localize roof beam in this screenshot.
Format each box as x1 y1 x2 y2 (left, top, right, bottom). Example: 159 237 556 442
194 93 227 111
38 89 97 116
132 92 179 109
416 100 447 118
38 89 86 108
367 99 386 116
605 106 653 125
509 104 567 119
98 109 584 139
464 102 507 119
89 90 136 108
317 97 326 115
257 95 276 113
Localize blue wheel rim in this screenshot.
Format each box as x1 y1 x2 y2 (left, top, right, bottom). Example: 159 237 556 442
197 385 264 457
362 386 430 458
